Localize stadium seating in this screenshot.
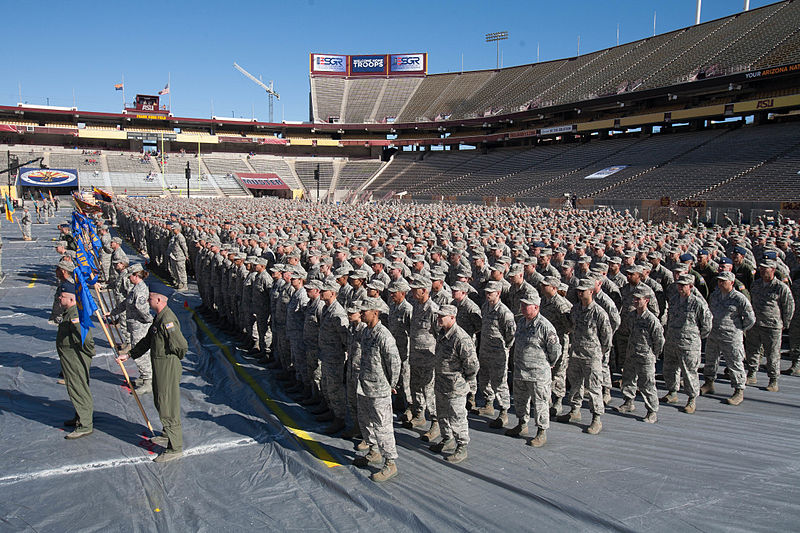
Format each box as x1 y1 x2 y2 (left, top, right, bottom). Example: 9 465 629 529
247 156 303 189
294 160 334 192
337 160 384 190
312 1 800 124
364 121 800 202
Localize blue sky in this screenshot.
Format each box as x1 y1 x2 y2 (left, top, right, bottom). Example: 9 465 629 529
1 0 775 122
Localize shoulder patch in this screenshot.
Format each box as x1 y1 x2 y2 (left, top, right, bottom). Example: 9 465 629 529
71 317 80 324
165 322 175 329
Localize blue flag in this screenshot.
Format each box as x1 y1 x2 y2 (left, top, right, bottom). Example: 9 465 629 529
74 234 98 283
73 267 98 345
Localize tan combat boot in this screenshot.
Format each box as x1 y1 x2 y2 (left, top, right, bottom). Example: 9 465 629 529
421 421 440 442
727 389 744 405
660 392 678 404
371 459 398 482
683 397 696 414
585 415 602 435
527 428 546 448
699 380 715 396
766 378 779 392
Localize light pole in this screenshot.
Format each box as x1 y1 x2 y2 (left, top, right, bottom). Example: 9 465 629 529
486 31 508 69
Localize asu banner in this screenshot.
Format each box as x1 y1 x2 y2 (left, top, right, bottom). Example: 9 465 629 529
18 168 78 187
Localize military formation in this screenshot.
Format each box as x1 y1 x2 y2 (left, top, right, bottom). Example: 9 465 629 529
56 195 800 480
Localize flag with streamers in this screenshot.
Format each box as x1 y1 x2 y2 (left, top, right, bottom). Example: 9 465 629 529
3 194 13 222
73 266 98 345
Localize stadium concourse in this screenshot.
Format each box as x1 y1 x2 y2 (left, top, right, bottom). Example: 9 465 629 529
1 197 800 531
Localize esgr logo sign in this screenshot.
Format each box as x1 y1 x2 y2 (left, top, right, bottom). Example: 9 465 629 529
390 54 425 72
350 55 386 73
312 54 347 73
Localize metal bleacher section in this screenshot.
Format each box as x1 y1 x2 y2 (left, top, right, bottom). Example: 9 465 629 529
366 120 800 202
311 1 800 124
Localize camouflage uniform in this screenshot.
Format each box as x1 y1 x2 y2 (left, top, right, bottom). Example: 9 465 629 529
318 299 349 419
621 308 665 413
478 299 515 410
568 301 612 415
705 286 756 389
409 297 440 420
663 291 712 398
512 314 561 430
435 322 479 445
347 320 367 425
388 298 413 406
745 276 794 380
539 292 572 403
357 322 401 460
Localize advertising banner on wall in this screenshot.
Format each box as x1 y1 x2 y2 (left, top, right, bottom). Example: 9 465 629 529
311 53 427 76
310 54 347 75
350 55 387 75
390 53 426 73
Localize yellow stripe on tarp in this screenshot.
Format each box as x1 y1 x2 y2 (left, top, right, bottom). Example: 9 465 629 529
28 274 37 288
190 308 340 468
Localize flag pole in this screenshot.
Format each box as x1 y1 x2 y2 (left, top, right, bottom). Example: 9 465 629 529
168 72 171 112
94 306 155 437
122 74 125 110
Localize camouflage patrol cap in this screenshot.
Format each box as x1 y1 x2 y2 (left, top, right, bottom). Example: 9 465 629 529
484 280 502 293
112 237 123 244
305 279 323 291
128 263 144 274
675 274 694 285
346 301 363 315
717 271 735 282
333 267 351 278
360 297 383 311
632 286 651 299
576 278 595 291
409 275 431 290
57 259 75 272
435 304 458 317
520 291 541 306
542 276 561 288
321 280 340 293
451 281 471 293
388 279 410 293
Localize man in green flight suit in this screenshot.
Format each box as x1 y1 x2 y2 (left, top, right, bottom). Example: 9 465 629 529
57 282 96 439
119 291 188 462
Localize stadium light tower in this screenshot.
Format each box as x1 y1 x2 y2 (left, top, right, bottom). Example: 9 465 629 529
233 62 280 122
486 31 508 69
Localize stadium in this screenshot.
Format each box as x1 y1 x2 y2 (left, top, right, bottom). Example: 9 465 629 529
2 1 800 530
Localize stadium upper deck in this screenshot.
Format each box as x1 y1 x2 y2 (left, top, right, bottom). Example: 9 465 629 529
1 0 799 158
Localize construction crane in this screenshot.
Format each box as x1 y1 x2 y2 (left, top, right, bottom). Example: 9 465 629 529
233 62 280 122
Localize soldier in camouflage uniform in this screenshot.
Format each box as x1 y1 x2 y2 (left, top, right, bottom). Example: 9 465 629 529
429 304 479 463
477 280 516 430
388 279 413 419
661 274 712 413
316 280 349 434
703 273 757 404
538 276 572 417
167 223 189 290
286 267 310 390
406 276 441 442
353 298 401 483
301 280 325 404
558 278 611 435
505 292 561 447
109 264 153 394
451 281 482 411
344 301 367 439
616 287 665 423
745 258 794 391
